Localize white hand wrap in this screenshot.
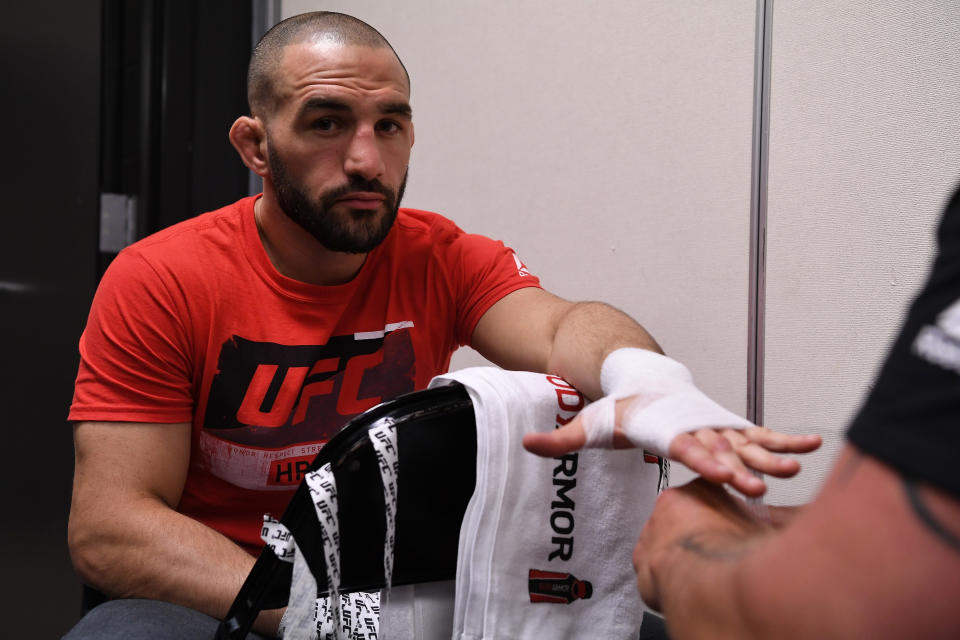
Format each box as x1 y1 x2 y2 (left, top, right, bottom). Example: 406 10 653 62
580 395 617 448
581 348 755 457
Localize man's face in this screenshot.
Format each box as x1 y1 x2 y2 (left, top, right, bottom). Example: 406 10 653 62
263 42 414 253
267 142 407 253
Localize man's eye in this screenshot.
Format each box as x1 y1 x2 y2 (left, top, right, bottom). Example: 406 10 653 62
311 118 337 131
377 120 401 134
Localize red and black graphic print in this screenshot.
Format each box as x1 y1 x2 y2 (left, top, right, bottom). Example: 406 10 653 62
197 325 415 490
528 568 593 604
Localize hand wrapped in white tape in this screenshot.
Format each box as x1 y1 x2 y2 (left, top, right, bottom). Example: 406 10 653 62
523 348 822 496
580 348 754 457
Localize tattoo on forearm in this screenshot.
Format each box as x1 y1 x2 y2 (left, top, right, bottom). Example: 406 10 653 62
675 531 748 562
902 477 960 554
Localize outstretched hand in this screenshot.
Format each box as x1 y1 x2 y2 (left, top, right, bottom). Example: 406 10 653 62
522 395 821 496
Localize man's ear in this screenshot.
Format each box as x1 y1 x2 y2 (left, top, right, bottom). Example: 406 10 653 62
229 116 269 176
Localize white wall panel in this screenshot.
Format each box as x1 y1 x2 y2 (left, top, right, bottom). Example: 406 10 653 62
764 1 960 504
282 1 757 442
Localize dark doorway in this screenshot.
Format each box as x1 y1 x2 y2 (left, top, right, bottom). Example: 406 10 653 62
0 1 255 636
99 0 253 272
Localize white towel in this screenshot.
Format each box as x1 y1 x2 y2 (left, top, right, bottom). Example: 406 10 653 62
426 367 662 640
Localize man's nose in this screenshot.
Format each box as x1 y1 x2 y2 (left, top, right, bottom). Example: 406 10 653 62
344 127 385 181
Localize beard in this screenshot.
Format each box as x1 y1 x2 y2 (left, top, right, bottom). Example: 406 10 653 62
267 145 407 254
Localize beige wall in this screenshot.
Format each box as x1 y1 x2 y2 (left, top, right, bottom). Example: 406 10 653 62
279 1 960 503
763 0 960 503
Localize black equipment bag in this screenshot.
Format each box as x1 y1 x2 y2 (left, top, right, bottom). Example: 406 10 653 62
215 382 477 639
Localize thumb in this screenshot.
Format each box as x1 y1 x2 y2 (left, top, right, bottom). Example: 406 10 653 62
522 414 587 457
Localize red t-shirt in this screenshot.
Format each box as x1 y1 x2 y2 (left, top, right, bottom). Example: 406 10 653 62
69 195 539 552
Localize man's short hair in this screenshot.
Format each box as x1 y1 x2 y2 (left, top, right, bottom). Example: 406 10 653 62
247 11 409 119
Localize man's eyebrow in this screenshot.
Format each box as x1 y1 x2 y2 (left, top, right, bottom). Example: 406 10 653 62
380 101 413 118
299 97 351 115
297 97 412 118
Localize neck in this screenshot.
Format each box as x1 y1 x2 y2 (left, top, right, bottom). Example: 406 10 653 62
254 192 367 286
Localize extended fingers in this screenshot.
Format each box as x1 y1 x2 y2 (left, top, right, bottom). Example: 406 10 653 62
742 426 822 453
717 428 802 477
731 440 802 478
701 430 769 496
712 439 768 497
668 432 735 484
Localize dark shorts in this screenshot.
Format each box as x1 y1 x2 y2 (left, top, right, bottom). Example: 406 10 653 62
62 598 275 640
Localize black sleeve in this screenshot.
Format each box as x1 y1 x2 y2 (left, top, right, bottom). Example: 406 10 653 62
847 184 960 499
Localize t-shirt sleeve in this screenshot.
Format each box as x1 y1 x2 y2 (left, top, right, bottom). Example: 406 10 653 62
69 249 195 424
847 185 960 499
443 230 541 346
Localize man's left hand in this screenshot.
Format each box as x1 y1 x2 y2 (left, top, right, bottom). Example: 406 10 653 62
523 395 821 496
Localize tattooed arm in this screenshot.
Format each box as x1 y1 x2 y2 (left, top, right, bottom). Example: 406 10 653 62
635 446 960 639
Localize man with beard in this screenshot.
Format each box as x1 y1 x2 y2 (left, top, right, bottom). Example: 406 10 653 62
64 12 818 639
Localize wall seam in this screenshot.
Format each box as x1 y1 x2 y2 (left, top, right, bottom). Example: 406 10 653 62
748 0 773 426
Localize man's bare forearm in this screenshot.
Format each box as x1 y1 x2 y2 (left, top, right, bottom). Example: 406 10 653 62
546 301 662 399
649 532 762 639
471 291 661 397
69 495 282 634
69 421 282 635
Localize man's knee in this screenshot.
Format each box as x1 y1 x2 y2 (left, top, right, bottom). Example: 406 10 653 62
63 599 224 640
